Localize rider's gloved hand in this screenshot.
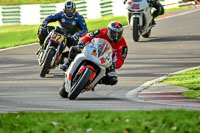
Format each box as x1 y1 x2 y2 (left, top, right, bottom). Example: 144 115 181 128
72 33 80 42
78 41 85 49
41 21 48 28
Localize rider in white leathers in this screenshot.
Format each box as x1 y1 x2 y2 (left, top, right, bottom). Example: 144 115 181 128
124 0 164 25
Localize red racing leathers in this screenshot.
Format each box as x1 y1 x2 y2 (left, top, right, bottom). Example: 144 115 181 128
80 28 128 69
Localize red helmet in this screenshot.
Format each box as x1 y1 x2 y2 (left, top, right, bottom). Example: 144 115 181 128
63 1 76 18
107 21 123 43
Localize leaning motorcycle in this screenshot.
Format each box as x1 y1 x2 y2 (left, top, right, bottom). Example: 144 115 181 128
126 0 154 42
59 38 113 100
37 26 68 77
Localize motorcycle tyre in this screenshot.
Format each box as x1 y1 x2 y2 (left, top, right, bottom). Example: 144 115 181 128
59 83 68 98
132 17 140 42
142 29 151 38
68 67 93 100
40 48 55 77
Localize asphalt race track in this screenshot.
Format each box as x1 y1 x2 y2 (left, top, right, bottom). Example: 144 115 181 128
0 8 200 112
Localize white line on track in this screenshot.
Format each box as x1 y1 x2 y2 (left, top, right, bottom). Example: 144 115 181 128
0 43 37 52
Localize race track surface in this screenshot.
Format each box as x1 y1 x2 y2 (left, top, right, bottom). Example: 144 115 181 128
0 8 200 112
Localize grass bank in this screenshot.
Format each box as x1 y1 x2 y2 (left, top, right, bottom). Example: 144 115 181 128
0 25 39 49
162 68 200 99
0 110 200 133
0 15 127 49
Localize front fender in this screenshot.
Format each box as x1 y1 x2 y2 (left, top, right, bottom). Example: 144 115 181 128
130 14 143 27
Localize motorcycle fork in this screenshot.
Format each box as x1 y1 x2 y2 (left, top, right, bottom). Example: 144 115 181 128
41 41 52 65
51 43 61 66
130 14 143 32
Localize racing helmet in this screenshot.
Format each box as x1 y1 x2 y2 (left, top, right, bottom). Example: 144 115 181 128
63 1 76 18
107 21 123 43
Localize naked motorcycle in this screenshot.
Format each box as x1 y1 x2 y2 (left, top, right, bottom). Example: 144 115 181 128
126 0 154 41
37 26 68 77
59 38 113 100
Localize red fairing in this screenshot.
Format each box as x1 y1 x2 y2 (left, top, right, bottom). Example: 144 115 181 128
80 28 128 69
78 65 95 82
77 65 87 74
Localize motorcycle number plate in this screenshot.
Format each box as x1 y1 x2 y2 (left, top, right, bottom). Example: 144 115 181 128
132 4 140 9
51 32 64 43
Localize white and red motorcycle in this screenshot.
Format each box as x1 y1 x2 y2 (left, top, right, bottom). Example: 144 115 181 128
59 38 113 100
126 0 154 42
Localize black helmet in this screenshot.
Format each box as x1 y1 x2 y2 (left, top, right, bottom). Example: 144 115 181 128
63 1 76 18
107 21 123 43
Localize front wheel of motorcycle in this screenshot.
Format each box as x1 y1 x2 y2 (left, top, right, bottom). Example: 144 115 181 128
142 29 151 38
40 48 56 77
68 67 93 100
132 17 140 42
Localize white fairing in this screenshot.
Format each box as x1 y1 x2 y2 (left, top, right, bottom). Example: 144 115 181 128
64 38 113 92
127 0 153 35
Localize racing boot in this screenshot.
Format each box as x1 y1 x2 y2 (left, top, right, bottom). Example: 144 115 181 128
98 64 118 86
60 59 72 72
152 18 156 26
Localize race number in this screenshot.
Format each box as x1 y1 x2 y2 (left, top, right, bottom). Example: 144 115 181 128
51 32 64 43
132 4 140 9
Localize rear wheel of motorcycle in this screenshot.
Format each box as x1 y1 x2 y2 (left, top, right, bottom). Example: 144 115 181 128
59 82 68 98
68 67 93 100
132 17 140 42
40 49 55 77
142 29 151 38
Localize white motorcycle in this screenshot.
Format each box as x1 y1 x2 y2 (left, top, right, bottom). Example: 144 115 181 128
59 38 113 100
126 0 154 42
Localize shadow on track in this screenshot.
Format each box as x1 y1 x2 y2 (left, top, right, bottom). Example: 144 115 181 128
76 97 126 101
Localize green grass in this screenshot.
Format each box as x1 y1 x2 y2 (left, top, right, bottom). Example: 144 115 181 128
0 0 80 5
0 16 127 49
0 25 39 49
163 6 189 14
0 110 200 133
86 16 127 32
162 68 200 99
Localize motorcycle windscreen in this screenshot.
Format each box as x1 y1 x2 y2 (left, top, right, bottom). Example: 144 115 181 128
90 38 112 58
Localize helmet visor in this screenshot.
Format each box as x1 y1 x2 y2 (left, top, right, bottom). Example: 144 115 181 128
108 29 123 43
64 9 75 17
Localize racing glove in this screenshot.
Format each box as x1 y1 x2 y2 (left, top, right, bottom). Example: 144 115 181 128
78 41 85 49
72 33 80 42
41 21 48 28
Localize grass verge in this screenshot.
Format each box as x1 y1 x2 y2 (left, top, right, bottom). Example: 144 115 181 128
0 25 39 49
0 110 200 133
0 16 127 49
162 6 190 14
162 68 200 99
